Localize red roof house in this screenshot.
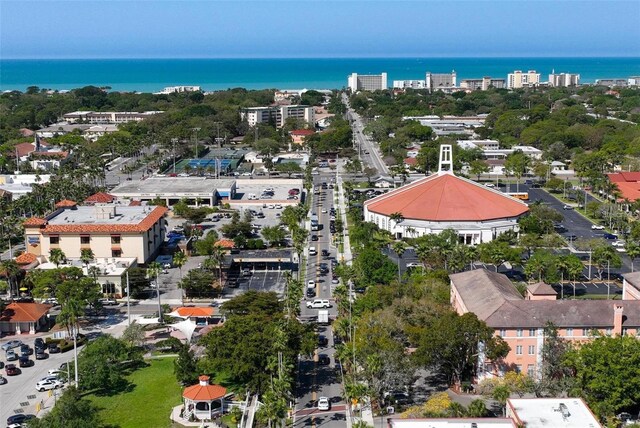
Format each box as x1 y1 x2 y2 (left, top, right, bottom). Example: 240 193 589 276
607 172 640 202
0 302 51 334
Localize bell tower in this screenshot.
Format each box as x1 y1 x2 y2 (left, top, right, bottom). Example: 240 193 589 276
438 144 454 175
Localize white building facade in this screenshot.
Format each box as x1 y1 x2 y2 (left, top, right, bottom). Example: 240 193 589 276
347 73 388 91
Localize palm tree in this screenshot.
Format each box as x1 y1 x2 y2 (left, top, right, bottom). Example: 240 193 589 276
49 248 66 267
566 256 584 299
147 261 163 323
556 255 570 299
80 248 94 268
392 241 406 282
173 251 187 301
1 260 21 297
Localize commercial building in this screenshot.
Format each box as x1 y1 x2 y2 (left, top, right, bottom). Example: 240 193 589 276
363 146 528 243
425 71 457 93
403 115 487 137
23 203 167 264
0 174 52 200
62 110 163 124
240 105 314 128
507 70 540 89
506 398 601 428
111 177 237 206
457 140 543 160
392 80 426 90
347 72 388 91
548 72 580 87
460 77 506 91
450 269 640 380
606 171 640 202
387 418 517 428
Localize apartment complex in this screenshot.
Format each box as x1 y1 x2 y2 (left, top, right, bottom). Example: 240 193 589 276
62 110 163 124
450 269 640 380
425 71 457 93
155 85 201 94
240 105 314 128
507 70 541 89
548 72 580 87
347 72 388 91
23 204 168 264
595 78 629 87
392 80 426 90
460 77 506 91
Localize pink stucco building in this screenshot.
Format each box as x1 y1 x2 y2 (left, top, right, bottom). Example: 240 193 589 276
450 269 640 379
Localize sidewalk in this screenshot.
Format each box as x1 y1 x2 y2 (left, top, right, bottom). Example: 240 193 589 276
336 163 353 266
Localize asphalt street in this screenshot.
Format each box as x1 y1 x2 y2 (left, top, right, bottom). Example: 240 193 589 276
293 172 347 428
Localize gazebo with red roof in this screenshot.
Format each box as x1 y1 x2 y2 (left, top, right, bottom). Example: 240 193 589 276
182 375 228 421
363 145 529 244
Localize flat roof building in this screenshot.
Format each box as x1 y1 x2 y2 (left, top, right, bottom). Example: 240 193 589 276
240 105 314 128
387 418 517 428
507 70 540 89
111 177 237 206
549 72 580 87
392 80 426 90
426 71 457 93
62 110 163 124
348 72 388 92
460 77 506 91
506 398 601 428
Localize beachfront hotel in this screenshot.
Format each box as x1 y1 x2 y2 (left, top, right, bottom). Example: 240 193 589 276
347 72 388 91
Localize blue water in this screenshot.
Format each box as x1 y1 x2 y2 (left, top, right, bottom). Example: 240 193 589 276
1 58 639 92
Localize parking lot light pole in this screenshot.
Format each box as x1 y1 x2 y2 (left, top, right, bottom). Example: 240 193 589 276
73 326 79 386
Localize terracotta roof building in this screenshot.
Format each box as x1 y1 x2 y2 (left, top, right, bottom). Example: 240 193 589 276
364 145 529 243
0 302 51 334
23 204 167 266
450 269 640 380
54 199 77 209
84 192 116 205
607 171 640 202
182 375 228 421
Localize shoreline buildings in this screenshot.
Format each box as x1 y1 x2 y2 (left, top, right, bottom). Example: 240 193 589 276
549 72 580 87
240 105 314 128
347 72 388 91
506 70 541 89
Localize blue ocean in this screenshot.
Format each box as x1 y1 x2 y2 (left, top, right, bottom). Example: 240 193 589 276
1 58 639 92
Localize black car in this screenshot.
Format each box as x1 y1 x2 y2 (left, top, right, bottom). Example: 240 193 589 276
317 354 330 365
7 414 35 425
321 249 329 257
311 234 318 241
18 356 34 368
34 338 46 350
318 335 329 347
20 344 33 356
48 344 61 354
35 349 48 360
306 288 316 298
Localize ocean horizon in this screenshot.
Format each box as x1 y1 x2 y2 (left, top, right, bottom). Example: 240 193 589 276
2 57 639 93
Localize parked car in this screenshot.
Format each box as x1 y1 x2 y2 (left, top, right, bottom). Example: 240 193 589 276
406 262 422 268
317 396 330 411
562 204 574 210
34 338 46 351
99 298 119 306
603 233 618 240
35 349 48 360
36 378 63 392
306 299 331 309
317 354 330 365
242 268 252 277
48 344 61 354
306 288 316 298
591 224 605 230
6 415 34 426
321 249 330 257
1 340 22 351
6 350 18 361
5 364 19 376
311 234 318 241
612 240 626 248
307 280 316 289
0 374 6 385
19 356 34 368
20 344 33 356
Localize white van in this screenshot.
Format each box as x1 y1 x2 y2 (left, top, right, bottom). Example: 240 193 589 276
309 247 317 256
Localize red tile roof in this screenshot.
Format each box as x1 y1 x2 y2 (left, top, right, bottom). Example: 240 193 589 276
30 151 68 158
183 377 227 401
607 172 640 202
290 129 314 136
404 157 417 166
84 192 115 204
173 307 214 317
42 206 168 234
364 173 529 222
128 200 142 206
55 199 77 208
14 142 36 157
0 302 51 323
15 253 38 265
214 239 235 249
23 217 47 227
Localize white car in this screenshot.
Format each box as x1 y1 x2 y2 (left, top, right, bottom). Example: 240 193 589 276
317 396 330 411
307 280 316 289
591 224 605 230
48 369 64 376
306 299 331 309
612 240 626 248
36 378 63 392
406 262 423 268
484 183 495 188
321 208 328 213
309 247 317 256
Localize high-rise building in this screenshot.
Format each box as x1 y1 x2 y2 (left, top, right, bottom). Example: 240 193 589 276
425 71 457 93
460 76 506 91
548 72 580 87
347 73 388 91
240 105 314 128
507 70 541 89
392 80 426 89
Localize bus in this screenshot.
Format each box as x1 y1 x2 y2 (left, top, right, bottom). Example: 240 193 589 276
507 192 529 201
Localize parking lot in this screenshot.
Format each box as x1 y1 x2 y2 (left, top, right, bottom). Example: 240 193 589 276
223 267 288 297
232 179 305 204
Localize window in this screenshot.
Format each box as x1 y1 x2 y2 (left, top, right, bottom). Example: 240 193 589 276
111 235 121 245
111 249 122 257
515 364 522 373
528 345 535 355
583 328 589 337
527 364 535 377
49 236 59 245
529 328 536 337
499 329 506 337
566 328 573 337
516 345 523 355
516 329 523 337
606 328 612 336
80 236 90 245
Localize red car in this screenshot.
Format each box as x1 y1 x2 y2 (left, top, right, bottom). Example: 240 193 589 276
5 364 19 376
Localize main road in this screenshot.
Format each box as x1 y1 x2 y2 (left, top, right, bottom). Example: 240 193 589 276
293 171 348 428
342 93 389 177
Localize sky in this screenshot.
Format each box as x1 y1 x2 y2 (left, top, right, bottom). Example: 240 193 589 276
1 0 639 59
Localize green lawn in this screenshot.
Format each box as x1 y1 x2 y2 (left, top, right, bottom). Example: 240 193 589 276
87 357 182 428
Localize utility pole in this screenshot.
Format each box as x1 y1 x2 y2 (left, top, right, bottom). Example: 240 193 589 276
73 325 79 386
126 270 131 325
171 138 178 174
